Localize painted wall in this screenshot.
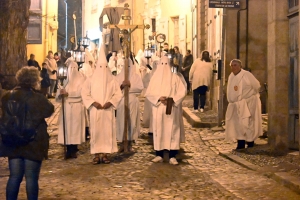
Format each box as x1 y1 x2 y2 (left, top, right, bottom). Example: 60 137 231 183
26 0 58 66
133 0 194 54
82 0 105 41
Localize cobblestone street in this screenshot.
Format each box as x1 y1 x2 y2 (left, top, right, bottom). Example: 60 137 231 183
0 97 300 199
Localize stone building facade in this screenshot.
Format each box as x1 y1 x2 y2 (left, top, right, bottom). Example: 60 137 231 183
81 0 299 152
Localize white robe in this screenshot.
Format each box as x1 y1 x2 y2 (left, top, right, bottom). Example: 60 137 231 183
56 61 86 145
225 69 262 142
115 62 144 142
145 56 186 151
81 40 123 154
81 74 122 153
142 59 159 129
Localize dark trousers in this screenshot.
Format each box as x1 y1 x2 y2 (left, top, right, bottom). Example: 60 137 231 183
183 75 190 91
193 85 208 110
156 150 178 158
7 158 42 200
66 145 78 155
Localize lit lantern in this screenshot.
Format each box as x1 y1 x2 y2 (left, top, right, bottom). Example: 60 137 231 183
57 64 68 86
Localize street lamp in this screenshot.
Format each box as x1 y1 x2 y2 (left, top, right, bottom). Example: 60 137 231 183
57 64 68 159
144 43 155 70
73 32 90 68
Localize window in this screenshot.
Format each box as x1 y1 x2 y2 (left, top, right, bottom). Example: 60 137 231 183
289 0 299 9
172 17 179 47
27 0 42 44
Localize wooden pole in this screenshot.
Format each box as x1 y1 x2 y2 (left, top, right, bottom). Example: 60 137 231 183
59 79 67 159
61 95 67 159
108 3 150 152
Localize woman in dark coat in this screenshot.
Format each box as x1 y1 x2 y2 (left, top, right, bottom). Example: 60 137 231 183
0 66 54 200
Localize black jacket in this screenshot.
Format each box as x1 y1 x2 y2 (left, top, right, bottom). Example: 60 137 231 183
182 54 194 77
40 68 51 88
0 87 54 161
27 59 41 71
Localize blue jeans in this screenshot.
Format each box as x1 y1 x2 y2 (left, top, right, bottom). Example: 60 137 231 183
48 79 57 95
6 158 42 200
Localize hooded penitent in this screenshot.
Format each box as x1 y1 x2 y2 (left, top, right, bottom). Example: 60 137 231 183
90 42 115 105
64 60 85 95
145 56 173 98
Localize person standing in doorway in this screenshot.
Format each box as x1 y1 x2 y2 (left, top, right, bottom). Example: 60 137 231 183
189 50 213 113
44 50 58 98
225 59 262 149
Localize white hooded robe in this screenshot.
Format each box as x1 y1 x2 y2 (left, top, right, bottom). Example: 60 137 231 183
145 56 186 151
115 59 144 142
56 60 86 145
81 43 123 154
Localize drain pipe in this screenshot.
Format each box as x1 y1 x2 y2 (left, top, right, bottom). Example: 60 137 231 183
45 0 49 54
236 0 248 70
245 0 249 70
64 0 68 49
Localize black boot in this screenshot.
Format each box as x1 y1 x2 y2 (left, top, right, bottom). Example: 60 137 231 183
236 140 246 149
66 145 77 159
85 127 90 140
247 141 254 148
66 145 72 159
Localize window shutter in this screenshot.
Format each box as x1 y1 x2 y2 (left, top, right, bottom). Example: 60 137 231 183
27 0 42 44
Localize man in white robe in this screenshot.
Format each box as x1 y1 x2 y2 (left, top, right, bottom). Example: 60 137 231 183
225 59 262 149
116 56 144 152
56 59 86 159
145 56 186 165
81 43 123 164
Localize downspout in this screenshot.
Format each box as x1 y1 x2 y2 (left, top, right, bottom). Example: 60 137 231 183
82 0 85 40
245 0 249 70
191 0 193 57
45 0 49 54
64 0 68 49
236 2 247 59
218 8 226 127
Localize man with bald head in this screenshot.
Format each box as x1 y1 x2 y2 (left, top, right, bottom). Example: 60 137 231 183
225 59 262 149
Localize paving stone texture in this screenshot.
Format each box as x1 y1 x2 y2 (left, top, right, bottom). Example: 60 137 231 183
0 95 299 199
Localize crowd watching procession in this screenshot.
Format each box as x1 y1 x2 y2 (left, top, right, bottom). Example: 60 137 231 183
0 38 262 199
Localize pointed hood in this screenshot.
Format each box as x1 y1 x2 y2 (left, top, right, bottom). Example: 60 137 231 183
85 48 95 64
90 40 114 104
145 56 173 98
64 59 85 93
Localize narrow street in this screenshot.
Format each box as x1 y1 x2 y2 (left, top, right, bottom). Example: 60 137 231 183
0 97 300 200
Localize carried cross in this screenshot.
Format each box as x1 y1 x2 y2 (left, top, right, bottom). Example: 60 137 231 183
109 3 150 152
